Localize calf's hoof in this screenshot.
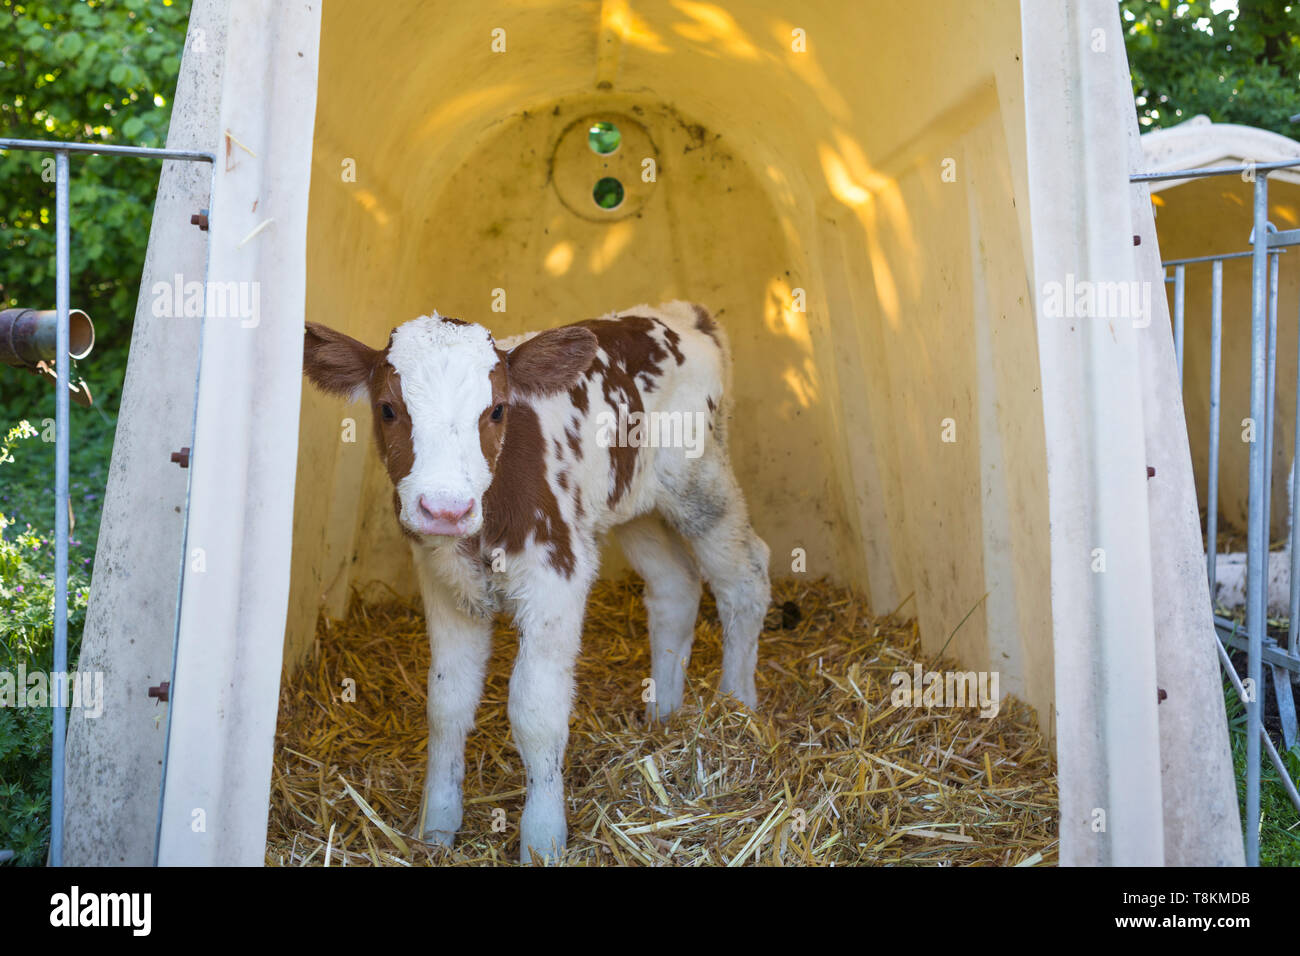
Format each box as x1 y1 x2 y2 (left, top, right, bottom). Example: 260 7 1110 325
719 681 758 711
519 808 567 865
419 800 461 848
520 838 566 865
422 828 456 848
644 700 681 725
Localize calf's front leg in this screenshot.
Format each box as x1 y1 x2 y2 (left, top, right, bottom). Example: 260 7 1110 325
508 577 588 864
415 555 493 846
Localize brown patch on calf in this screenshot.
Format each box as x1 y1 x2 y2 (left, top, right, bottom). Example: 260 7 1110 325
660 322 685 365
476 356 509 472
369 362 415 485
583 345 641 506
568 381 590 415
575 316 685 506
605 427 638 506
580 316 681 381
692 303 721 345
480 403 576 577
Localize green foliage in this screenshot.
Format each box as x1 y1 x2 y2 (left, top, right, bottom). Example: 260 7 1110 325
0 417 37 466
0 698 58 866
0 517 92 867
1121 0 1300 135
1222 672 1300 865
0 422 92 867
1 0 193 423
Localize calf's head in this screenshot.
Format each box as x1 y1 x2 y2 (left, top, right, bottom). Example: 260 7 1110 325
303 313 597 539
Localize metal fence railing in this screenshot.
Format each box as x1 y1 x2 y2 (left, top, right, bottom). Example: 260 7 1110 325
1136 158 1300 866
0 137 215 866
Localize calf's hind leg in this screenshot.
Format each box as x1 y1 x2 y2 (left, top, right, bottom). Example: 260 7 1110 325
615 514 702 721
662 459 771 709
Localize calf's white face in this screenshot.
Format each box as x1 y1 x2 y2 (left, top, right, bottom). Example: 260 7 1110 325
302 312 597 541
387 318 503 537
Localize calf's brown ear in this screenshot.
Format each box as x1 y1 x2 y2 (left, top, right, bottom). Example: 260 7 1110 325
303 321 379 401
507 326 598 397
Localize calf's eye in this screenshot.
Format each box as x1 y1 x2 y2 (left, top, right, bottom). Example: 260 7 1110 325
380 402 396 422
491 403 505 422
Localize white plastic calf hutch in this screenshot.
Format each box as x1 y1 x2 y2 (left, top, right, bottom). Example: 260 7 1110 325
59 0 1243 866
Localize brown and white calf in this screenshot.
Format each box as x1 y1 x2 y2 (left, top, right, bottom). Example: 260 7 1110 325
302 300 771 862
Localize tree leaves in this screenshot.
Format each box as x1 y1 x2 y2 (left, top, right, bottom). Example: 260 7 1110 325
0 0 193 420
1122 0 1300 135
53 31 84 59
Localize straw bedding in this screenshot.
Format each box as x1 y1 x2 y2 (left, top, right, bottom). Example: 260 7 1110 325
265 578 1058 866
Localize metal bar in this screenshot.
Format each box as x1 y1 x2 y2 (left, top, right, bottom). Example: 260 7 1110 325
1132 157 1300 184
1216 617 1300 670
1213 627 1300 817
1174 264 1186 384
1263 250 1297 750
1162 249 1279 267
1246 173 1270 867
1208 260 1223 597
0 137 214 164
1262 254 1280 564
1261 250 1284 751
1273 663 1297 749
1291 282 1300 656
1258 252 1279 770
50 150 70 868
1267 227 1300 250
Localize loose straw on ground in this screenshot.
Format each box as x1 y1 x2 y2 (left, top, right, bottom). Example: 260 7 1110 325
266 578 1058 866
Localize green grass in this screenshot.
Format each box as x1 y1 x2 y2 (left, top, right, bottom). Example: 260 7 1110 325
0 380 119 865
1 383 119 562
1224 673 1300 865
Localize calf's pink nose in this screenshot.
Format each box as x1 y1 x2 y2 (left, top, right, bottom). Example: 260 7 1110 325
418 495 474 523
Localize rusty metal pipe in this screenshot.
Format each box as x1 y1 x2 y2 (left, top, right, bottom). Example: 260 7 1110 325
0 307 94 367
